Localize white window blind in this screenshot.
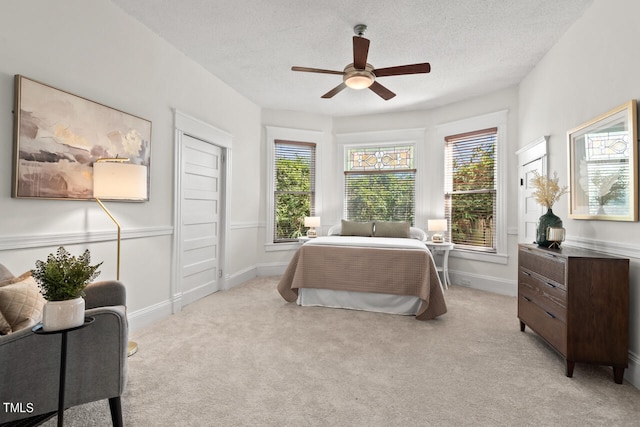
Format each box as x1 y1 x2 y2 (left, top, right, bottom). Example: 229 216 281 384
273 140 316 242
344 145 415 224
444 127 497 251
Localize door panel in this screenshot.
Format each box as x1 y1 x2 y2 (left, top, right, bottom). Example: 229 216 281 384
180 135 222 306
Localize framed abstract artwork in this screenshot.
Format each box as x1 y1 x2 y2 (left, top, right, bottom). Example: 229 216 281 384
12 75 151 200
568 100 637 221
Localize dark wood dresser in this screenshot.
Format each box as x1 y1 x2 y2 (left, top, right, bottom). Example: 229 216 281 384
518 243 629 384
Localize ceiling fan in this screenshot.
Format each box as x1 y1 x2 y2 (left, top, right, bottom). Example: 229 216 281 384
291 24 431 100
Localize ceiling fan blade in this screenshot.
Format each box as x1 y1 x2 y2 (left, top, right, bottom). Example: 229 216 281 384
373 63 431 77
291 66 344 75
369 81 396 100
321 82 347 99
353 36 370 70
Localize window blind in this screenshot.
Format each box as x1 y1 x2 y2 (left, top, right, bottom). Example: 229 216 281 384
444 127 497 251
344 170 416 223
273 140 316 242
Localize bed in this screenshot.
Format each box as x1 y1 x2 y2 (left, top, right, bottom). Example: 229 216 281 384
277 221 447 320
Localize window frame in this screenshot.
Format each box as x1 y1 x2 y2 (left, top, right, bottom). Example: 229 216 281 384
273 140 316 243
336 128 425 229
444 127 498 252
265 126 323 252
436 111 508 264
344 145 417 224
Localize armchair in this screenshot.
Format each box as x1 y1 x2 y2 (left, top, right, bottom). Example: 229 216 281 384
0 263 128 426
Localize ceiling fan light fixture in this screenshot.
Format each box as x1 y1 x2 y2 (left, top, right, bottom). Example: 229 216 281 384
345 74 373 89
343 63 375 89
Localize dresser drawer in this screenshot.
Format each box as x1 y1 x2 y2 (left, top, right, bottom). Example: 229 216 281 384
519 270 567 323
519 248 566 289
518 294 567 355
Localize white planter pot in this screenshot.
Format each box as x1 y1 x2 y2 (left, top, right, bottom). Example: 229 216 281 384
42 297 85 332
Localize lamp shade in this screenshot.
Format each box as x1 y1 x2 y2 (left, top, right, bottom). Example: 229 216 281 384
304 216 321 228
93 162 148 200
428 219 447 232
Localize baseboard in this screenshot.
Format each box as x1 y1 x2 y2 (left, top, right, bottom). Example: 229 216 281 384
225 266 258 289
625 351 640 388
127 298 173 332
448 269 517 296
256 262 288 277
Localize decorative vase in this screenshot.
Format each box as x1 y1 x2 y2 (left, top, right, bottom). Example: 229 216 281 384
42 297 85 331
536 208 563 248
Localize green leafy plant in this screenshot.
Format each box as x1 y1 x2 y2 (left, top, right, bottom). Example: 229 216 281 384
31 247 103 301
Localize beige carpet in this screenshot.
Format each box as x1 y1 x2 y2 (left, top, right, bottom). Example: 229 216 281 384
45 277 640 426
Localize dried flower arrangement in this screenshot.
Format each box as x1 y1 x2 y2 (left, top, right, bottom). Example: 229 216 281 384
530 171 569 209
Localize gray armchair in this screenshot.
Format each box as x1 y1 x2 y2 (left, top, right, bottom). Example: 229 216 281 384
0 264 128 426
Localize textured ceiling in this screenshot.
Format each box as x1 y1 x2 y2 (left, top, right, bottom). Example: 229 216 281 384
110 0 594 117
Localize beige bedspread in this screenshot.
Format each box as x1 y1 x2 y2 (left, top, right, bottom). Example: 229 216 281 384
277 243 447 320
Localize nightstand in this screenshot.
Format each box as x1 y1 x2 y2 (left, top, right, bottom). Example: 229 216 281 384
425 241 454 289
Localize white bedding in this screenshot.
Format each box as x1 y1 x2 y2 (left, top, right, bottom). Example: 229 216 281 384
305 235 428 250
296 235 437 316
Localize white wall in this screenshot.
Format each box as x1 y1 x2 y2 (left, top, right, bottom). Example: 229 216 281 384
518 0 640 387
0 0 262 326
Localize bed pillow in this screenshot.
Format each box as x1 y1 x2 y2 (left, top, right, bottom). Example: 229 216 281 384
409 227 427 241
340 219 374 237
0 273 46 334
374 221 410 238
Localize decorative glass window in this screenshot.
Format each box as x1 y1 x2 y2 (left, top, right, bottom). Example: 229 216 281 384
273 140 316 242
580 130 629 216
344 145 415 224
444 128 497 252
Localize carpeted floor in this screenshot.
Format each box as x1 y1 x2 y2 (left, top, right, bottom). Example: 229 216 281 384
44 277 640 426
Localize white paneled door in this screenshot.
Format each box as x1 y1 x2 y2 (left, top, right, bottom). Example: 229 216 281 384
520 158 544 244
179 134 222 306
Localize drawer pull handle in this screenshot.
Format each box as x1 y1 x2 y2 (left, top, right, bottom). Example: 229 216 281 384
545 311 556 319
522 296 531 302
522 271 531 277
546 282 556 288
546 254 557 258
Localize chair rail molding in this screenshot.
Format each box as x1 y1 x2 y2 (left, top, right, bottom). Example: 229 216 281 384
0 226 172 251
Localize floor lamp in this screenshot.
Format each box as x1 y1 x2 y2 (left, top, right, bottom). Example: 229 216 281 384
93 158 148 357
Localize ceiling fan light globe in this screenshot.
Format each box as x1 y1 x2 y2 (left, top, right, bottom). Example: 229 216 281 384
345 74 374 89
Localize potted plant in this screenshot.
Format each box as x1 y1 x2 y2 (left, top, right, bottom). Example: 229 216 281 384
530 171 569 247
31 247 102 331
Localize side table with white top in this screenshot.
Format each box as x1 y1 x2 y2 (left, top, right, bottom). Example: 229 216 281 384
425 241 454 289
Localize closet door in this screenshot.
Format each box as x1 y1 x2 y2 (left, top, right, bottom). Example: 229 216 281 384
179 134 222 306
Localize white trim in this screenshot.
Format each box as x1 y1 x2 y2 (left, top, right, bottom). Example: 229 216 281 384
265 126 324 248
563 236 640 259
174 110 233 148
0 226 172 251
173 110 232 314
516 135 549 163
450 248 509 265
449 269 516 296
127 298 173 332
436 110 509 260
626 351 640 388
264 242 300 252
229 221 261 230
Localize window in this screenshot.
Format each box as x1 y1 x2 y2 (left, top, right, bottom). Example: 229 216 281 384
344 145 415 224
444 127 497 252
273 140 316 242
